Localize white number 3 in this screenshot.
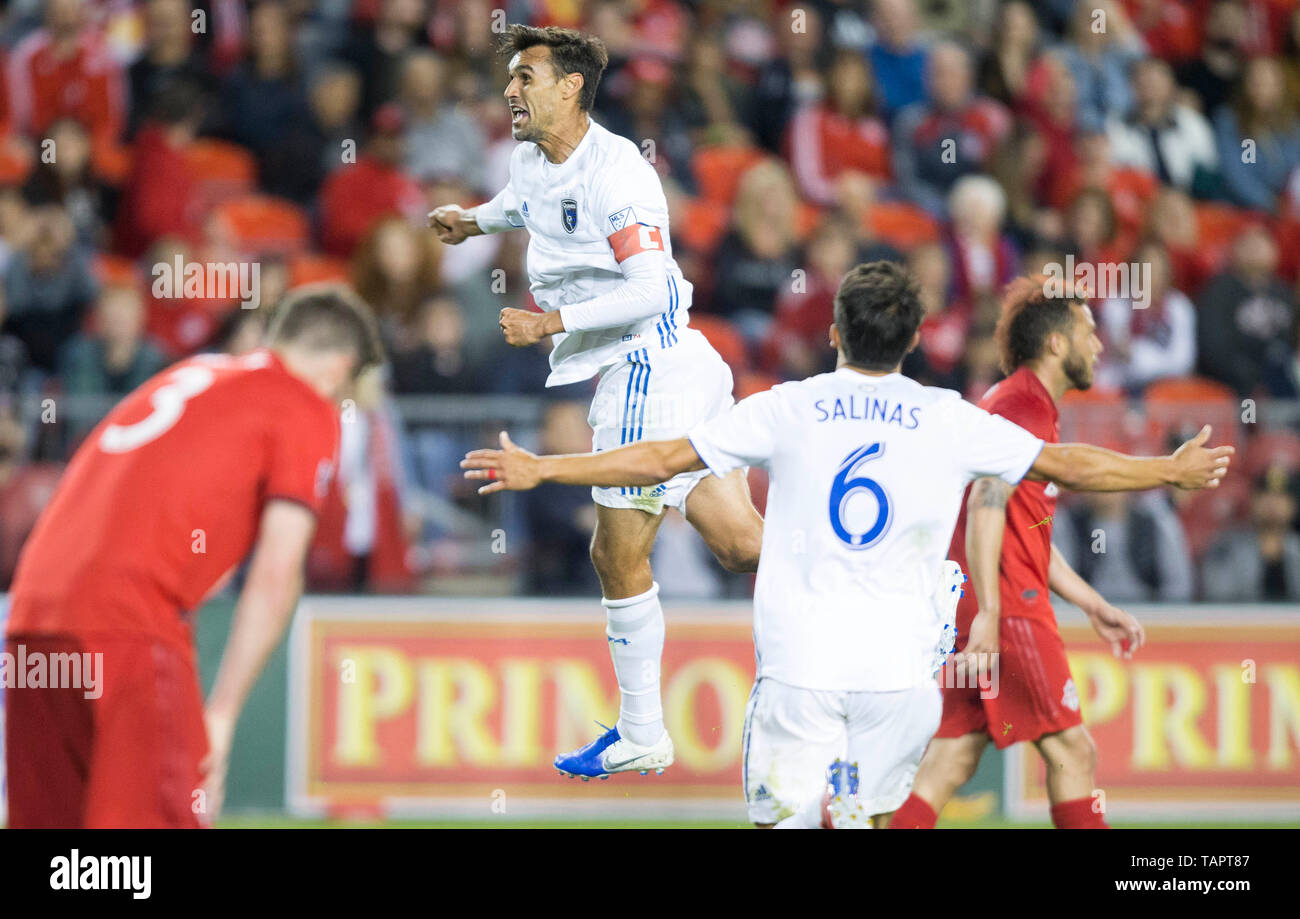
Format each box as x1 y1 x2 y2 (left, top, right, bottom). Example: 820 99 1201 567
100 365 216 453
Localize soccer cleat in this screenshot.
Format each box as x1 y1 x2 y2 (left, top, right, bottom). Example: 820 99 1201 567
554 722 675 779
821 759 871 829
930 560 966 676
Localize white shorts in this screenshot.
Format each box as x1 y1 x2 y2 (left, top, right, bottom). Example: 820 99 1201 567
588 329 734 514
742 677 942 825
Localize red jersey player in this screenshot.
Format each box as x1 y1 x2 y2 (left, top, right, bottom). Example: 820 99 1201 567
3 286 382 828
892 276 1153 830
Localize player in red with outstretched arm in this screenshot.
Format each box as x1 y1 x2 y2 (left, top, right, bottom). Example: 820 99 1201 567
892 276 1148 829
3 285 383 828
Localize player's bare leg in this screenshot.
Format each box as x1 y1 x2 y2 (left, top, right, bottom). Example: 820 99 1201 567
590 504 662 598
553 504 675 779
1034 724 1109 827
682 468 764 573
890 732 989 827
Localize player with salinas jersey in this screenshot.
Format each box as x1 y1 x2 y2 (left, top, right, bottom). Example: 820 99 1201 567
429 25 763 779
461 262 1233 826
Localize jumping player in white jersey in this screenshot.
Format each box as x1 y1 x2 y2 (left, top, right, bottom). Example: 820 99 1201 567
429 25 763 779
461 261 1234 825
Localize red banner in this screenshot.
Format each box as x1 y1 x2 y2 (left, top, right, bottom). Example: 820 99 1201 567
1008 618 1300 819
287 601 756 816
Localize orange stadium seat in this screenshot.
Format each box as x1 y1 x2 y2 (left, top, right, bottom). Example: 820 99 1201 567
1243 429 1300 480
690 146 765 206
1144 376 1240 452
288 254 350 288
1194 203 1270 268
186 139 257 209
93 254 140 287
795 201 822 241
867 201 942 249
691 314 749 373
212 195 310 257
0 143 32 186
678 197 729 255
734 370 780 400
1058 386 1136 451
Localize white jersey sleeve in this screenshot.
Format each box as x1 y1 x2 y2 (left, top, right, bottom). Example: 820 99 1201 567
474 148 526 233
557 152 674 333
944 396 1045 485
686 387 786 475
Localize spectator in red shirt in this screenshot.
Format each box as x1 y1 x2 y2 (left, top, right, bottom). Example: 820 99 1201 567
318 103 423 259
1145 186 1217 297
904 241 970 391
761 212 859 379
7 0 126 179
1020 51 1084 206
1123 0 1203 64
893 42 1012 215
786 49 892 206
113 80 203 258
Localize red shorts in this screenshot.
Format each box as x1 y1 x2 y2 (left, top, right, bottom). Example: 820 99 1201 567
935 616 1082 749
4 633 208 828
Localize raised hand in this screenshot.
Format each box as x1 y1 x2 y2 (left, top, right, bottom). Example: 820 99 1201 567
461 431 542 494
1170 425 1234 490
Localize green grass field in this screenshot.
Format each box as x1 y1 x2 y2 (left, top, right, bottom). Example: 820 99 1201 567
216 814 1297 829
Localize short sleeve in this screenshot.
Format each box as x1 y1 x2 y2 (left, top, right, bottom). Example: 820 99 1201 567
687 389 783 476
948 398 1044 485
265 399 340 515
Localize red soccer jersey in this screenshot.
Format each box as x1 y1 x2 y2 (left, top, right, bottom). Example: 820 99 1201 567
949 366 1059 632
7 349 339 652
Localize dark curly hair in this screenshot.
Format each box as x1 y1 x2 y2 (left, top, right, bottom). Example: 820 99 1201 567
994 274 1082 375
499 25 609 112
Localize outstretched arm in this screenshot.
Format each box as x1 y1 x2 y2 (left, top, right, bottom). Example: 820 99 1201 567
462 431 705 493
1027 425 1232 492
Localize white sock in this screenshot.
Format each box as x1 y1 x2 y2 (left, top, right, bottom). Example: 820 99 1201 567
604 582 665 747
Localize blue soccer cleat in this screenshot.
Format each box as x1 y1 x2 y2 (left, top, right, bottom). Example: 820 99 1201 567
554 722 675 779
821 759 871 829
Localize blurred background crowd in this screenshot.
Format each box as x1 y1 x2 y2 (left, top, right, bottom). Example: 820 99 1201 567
0 0 1296 602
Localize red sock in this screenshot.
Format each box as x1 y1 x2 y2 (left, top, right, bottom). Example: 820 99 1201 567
1050 796 1110 829
888 793 937 828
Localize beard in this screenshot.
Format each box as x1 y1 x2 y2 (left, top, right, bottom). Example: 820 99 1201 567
1063 347 1093 390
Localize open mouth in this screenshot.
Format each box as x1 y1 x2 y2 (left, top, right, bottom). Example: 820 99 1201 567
510 104 528 126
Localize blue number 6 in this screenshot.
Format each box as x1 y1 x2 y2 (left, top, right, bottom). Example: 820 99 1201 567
828 442 891 549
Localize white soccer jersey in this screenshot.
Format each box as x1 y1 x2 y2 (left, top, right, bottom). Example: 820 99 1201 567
476 118 692 386
688 368 1045 692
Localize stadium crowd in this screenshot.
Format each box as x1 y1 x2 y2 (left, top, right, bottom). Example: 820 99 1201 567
0 0 1296 600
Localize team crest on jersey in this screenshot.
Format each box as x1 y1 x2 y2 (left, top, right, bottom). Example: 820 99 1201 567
1061 678 1080 712
561 198 578 233
608 206 637 232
